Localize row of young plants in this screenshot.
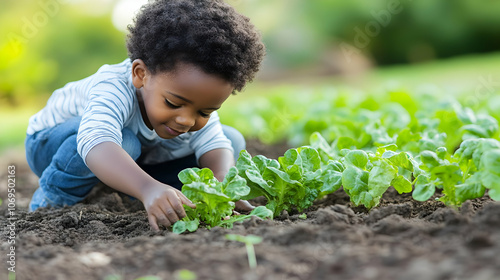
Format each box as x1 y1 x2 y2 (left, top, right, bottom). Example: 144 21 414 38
174 87 500 233
173 132 500 234
220 87 500 150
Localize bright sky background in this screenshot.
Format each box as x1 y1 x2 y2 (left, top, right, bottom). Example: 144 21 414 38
111 0 148 32
63 0 148 32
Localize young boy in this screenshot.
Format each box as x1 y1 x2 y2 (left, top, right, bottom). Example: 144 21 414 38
25 0 265 231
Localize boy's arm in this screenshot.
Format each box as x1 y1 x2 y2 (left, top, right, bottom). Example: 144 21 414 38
198 148 234 181
85 142 195 231
199 148 254 212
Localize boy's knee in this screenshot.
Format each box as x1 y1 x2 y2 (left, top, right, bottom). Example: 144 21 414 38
122 128 141 161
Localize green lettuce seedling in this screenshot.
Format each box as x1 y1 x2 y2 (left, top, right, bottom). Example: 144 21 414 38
236 147 342 217
340 145 415 209
454 138 500 201
173 167 272 234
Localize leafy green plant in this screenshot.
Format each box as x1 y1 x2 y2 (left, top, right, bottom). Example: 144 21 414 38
339 145 415 209
413 138 500 207
236 148 342 217
172 167 272 234
225 234 262 269
454 138 500 201
173 107 500 229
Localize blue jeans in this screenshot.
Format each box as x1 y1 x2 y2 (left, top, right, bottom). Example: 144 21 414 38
26 116 245 211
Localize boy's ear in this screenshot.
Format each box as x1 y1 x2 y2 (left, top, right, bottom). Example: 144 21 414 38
131 59 148 89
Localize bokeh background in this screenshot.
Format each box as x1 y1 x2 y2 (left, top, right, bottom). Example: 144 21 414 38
1 0 500 154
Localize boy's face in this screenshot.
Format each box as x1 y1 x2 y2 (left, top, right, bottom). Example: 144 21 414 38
132 60 233 139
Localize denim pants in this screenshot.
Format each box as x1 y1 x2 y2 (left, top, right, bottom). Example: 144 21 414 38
26 116 245 211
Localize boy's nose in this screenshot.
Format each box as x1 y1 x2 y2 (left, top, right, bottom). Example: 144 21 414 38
175 112 196 128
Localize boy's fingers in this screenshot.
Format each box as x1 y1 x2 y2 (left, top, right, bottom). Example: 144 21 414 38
167 194 186 219
148 215 160 232
177 192 196 208
157 212 173 227
158 199 179 225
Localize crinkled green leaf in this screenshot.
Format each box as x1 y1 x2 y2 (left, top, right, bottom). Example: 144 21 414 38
172 219 200 234
455 138 500 169
456 173 485 203
392 175 412 194
249 205 274 219
420 151 440 170
479 149 500 200
253 155 280 172
221 166 249 201
431 164 462 204
237 151 277 199
310 132 337 161
342 164 391 208
172 220 187 234
461 124 489 138
180 168 236 228
344 150 369 169
364 121 393 146
297 146 321 172
436 147 447 160
335 136 357 150
179 168 217 185
318 161 344 196
278 149 301 180
384 151 414 171
396 128 421 151
412 175 436 201
342 165 369 197
244 169 275 197
368 160 398 200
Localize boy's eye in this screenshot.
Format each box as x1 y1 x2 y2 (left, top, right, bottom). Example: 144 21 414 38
165 99 180 109
199 111 211 118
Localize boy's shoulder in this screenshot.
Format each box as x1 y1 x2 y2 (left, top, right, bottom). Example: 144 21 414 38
93 58 133 81
83 58 135 96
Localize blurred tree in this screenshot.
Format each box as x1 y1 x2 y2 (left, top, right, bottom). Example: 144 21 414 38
0 1 126 106
2 0 500 106
232 0 500 68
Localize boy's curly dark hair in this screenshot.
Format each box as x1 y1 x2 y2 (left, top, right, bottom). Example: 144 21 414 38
126 0 265 92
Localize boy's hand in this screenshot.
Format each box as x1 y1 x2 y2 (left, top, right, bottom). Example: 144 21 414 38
142 182 196 231
85 142 195 232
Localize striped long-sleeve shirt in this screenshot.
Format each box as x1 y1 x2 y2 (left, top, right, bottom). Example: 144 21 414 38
27 59 233 165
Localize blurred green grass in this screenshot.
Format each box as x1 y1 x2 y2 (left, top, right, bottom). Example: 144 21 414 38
0 106 36 152
222 51 500 108
2 51 499 153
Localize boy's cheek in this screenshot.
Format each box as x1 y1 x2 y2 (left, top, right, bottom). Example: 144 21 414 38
189 119 210 132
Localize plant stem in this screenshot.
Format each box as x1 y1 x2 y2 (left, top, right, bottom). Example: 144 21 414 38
246 243 257 269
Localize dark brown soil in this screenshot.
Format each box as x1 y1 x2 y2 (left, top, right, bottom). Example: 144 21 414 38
1 140 500 280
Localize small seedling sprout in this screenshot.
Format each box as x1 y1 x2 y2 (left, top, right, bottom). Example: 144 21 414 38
134 276 161 280
225 234 262 269
175 269 197 280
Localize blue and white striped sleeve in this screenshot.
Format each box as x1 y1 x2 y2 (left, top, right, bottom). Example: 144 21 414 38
76 79 135 165
189 112 233 162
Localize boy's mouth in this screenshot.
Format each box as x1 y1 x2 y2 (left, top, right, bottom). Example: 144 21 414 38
164 125 186 136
